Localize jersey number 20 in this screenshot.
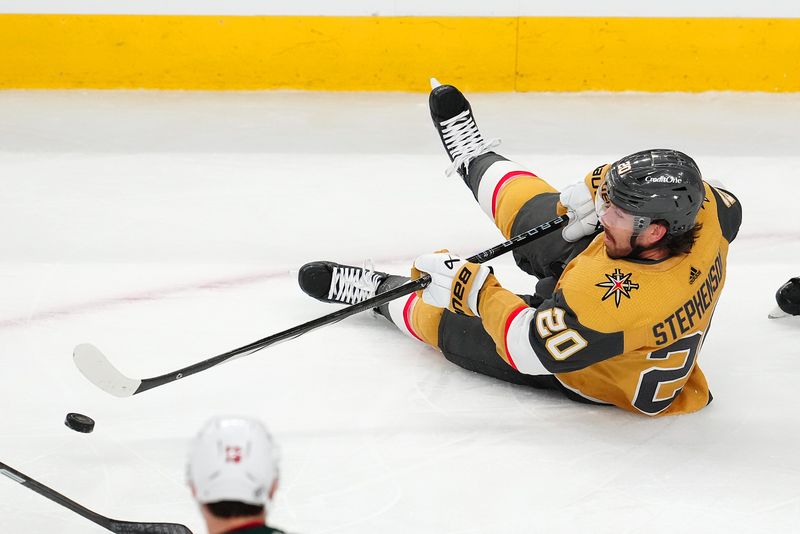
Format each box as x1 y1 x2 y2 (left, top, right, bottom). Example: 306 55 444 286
632 331 704 416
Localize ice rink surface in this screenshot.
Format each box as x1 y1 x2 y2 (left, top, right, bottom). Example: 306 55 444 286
0 89 799 533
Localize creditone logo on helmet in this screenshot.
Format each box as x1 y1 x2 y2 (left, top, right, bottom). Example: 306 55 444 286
644 176 683 184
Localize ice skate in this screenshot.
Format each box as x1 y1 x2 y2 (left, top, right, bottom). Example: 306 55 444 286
298 261 388 305
769 277 800 319
429 77 500 179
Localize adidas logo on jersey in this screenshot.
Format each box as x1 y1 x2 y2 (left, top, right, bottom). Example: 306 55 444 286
689 266 702 285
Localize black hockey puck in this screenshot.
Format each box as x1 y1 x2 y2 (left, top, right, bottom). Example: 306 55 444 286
65 413 95 433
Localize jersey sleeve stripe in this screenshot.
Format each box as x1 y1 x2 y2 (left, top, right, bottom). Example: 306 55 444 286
386 292 425 342
504 306 551 375
475 160 536 220
491 171 537 218
403 292 425 342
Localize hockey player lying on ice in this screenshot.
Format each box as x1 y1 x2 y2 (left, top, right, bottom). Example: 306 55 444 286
299 82 742 417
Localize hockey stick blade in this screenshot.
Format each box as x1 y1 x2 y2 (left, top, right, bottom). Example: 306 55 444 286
0 462 193 534
74 215 567 397
74 343 142 398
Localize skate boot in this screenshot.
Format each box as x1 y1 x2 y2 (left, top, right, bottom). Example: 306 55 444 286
429 78 500 180
769 277 800 319
298 261 389 305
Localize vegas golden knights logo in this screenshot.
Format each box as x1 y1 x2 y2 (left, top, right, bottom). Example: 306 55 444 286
596 268 640 308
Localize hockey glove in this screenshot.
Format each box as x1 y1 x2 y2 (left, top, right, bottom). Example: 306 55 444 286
412 252 492 316
560 179 601 242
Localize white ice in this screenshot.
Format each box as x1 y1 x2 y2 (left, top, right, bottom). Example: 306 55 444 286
0 89 799 534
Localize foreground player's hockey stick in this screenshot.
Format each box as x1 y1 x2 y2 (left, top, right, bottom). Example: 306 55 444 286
74 215 568 397
0 461 193 534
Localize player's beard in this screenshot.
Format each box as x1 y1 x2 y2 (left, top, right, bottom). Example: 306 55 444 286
604 231 633 259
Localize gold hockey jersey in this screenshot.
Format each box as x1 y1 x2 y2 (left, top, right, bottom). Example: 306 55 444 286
476 176 741 416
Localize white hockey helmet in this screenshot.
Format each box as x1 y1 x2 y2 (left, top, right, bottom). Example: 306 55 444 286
187 416 280 506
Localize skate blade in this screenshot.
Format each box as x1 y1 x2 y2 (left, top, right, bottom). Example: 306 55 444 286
768 306 793 319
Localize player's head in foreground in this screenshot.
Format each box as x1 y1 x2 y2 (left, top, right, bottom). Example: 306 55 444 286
597 148 704 260
187 416 280 534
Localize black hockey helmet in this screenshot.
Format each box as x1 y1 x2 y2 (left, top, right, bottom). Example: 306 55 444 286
599 149 705 236
776 277 800 316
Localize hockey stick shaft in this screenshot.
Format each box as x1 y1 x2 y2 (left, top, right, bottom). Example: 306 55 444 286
75 215 567 397
0 461 192 534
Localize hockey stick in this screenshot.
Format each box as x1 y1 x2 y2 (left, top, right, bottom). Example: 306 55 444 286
74 215 568 397
0 461 193 534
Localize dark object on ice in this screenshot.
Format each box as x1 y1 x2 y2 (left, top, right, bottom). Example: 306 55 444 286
770 277 800 318
64 412 95 433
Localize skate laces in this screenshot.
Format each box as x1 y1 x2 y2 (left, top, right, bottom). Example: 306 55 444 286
440 110 501 177
328 261 384 304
